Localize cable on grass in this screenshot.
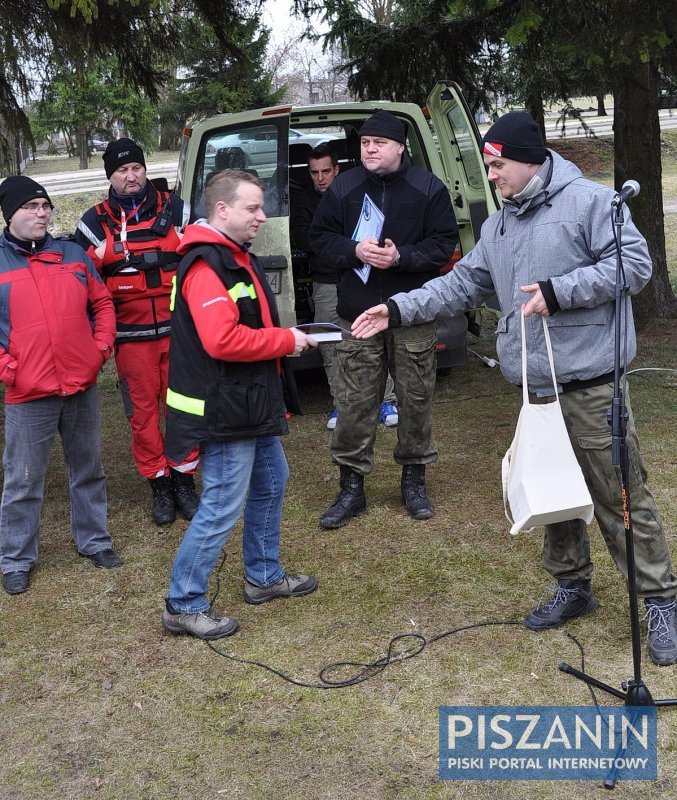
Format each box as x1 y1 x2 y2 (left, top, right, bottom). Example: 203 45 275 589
202 551 592 691
203 620 593 690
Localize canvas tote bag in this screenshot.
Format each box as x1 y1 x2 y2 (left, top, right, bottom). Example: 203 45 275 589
501 314 594 536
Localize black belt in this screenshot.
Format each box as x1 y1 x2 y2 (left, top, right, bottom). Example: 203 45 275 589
561 370 619 393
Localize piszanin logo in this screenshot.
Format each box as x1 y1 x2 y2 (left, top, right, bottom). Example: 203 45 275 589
439 706 657 781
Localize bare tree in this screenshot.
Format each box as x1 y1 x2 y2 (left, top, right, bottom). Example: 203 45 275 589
357 0 397 24
266 26 353 105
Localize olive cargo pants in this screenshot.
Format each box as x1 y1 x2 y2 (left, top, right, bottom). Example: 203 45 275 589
331 321 438 475
535 383 676 598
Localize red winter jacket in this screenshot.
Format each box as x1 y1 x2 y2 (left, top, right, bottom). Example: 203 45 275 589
0 232 116 404
176 223 295 362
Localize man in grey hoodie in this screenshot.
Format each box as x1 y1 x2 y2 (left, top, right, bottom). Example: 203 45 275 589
350 112 677 667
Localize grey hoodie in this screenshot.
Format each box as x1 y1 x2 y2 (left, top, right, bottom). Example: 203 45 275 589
390 150 652 393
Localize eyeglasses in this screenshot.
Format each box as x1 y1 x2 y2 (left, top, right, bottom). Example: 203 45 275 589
19 202 53 214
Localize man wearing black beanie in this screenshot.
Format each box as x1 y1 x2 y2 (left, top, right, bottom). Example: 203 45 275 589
351 110 677 668
76 139 200 527
0 175 53 224
310 110 459 527
0 175 121 594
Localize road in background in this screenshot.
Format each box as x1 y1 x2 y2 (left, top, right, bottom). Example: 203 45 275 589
28 161 179 197
477 107 677 137
22 109 677 198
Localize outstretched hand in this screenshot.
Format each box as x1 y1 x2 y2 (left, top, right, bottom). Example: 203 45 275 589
351 304 390 339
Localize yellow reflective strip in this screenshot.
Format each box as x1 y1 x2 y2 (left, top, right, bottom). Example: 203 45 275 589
228 282 245 302
228 281 257 302
166 387 205 417
169 274 177 311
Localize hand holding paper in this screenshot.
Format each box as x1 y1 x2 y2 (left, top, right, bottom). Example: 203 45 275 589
290 327 319 353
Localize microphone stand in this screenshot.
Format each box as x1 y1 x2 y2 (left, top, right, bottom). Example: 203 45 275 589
557 195 676 786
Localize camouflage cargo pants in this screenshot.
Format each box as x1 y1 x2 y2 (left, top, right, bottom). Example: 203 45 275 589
313 282 395 405
330 320 438 475
533 383 677 598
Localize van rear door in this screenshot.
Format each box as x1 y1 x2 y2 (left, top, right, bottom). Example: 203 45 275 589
177 107 297 326
426 81 500 245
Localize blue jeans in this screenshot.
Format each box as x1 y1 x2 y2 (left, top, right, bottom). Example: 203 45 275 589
0 387 113 573
167 436 288 614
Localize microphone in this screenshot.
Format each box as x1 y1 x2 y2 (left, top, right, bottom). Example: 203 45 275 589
611 180 640 207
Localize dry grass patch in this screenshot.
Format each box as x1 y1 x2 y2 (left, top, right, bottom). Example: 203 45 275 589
2 317 675 800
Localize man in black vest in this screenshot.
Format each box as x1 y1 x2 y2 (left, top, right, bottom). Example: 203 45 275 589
162 170 318 640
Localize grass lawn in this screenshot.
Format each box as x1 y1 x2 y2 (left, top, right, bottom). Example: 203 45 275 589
1 139 676 800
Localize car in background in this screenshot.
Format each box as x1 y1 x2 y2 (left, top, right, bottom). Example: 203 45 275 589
658 92 677 110
90 139 109 152
175 83 500 372
204 127 340 169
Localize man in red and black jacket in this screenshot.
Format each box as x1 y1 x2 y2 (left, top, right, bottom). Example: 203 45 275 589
0 176 121 595
76 138 199 526
161 169 318 640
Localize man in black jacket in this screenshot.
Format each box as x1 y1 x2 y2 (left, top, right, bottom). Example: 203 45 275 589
293 144 398 430
291 145 341 426
310 110 458 527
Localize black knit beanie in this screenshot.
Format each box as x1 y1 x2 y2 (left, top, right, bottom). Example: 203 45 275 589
358 110 406 145
0 176 53 224
482 112 547 164
103 138 146 178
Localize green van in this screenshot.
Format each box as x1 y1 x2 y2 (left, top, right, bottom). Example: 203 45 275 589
175 81 499 370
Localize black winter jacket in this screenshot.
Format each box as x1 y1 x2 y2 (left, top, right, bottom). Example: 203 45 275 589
290 186 337 284
309 162 458 321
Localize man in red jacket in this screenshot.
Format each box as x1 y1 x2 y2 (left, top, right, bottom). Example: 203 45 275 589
0 176 121 595
161 170 318 640
76 139 199 526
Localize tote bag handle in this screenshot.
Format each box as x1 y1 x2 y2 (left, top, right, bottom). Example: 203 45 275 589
503 312 560 529
521 313 559 404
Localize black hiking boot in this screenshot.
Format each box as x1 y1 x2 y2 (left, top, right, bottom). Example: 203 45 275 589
644 597 677 666
401 464 434 520
319 465 367 529
524 580 599 631
149 475 176 526
170 469 200 520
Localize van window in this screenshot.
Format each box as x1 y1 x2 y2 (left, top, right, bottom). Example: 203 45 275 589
191 120 288 220
430 106 486 191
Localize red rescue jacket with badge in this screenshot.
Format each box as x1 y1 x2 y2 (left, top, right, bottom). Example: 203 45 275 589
92 186 182 342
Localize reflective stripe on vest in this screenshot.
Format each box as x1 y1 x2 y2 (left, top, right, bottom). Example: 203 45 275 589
166 387 205 417
170 278 255 312
228 282 257 303
170 274 177 312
